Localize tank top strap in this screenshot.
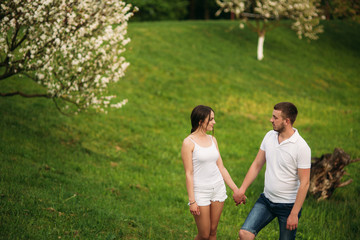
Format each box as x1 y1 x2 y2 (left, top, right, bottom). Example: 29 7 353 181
187 137 197 145
187 136 214 148
208 135 214 144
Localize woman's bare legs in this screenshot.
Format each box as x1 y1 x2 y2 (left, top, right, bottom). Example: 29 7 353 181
209 201 224 240
194 205 211 240
194 201 224 240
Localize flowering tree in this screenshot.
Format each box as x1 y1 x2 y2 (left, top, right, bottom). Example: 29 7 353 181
0 0 136 114
216 0 324 60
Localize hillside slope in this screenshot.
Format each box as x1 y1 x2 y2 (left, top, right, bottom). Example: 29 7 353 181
0 20 359 239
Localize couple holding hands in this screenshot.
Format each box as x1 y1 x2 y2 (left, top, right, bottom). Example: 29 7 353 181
181 102 311 240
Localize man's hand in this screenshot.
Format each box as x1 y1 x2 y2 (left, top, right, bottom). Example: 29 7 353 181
233 188 247 206
286 212 298 231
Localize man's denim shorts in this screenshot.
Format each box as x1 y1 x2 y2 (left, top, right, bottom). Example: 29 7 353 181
241 193 301 240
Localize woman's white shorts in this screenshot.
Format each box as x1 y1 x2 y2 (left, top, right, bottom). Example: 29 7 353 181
194 180 228 206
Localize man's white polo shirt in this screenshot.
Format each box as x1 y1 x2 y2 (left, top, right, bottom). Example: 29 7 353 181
260 129 311 203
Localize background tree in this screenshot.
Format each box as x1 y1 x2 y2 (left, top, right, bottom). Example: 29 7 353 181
328 0 360 22
216 0 324 60
127 0 189 21
189 0 229 20
126 0 229 21
0 0 136 114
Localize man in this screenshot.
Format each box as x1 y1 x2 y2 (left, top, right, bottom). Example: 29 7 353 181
233 102 311 240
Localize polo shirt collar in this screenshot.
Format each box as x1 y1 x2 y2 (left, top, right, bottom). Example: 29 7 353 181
274 128 299 144
288 128 299 143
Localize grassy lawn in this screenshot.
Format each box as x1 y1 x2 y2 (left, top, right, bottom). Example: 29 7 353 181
0 20 359 239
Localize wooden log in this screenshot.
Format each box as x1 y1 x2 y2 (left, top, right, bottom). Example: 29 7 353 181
309 148 359 201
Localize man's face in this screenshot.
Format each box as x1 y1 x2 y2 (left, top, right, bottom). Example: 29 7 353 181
270 110 286 133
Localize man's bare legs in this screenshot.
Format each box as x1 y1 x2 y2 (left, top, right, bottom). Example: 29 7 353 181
239 229 255 240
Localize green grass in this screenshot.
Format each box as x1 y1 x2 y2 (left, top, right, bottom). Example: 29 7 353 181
1 20 359 239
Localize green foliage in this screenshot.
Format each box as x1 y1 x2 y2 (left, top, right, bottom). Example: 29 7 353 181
190 0 229 19
128 0 189 21
1 20 360 239
322 0 360 22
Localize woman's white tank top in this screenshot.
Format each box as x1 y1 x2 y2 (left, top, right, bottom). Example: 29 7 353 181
189 135 223 187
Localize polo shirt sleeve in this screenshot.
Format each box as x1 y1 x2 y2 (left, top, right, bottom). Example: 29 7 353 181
297 143 311 169
260 131 273 151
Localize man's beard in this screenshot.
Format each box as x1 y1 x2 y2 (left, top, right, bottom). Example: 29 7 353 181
273 123 285 133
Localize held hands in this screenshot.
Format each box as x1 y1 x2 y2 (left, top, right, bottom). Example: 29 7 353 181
189 202 200 216
233 188 247 206
286 212 299 231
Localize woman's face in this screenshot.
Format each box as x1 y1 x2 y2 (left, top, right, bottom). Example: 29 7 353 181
201 111 215 132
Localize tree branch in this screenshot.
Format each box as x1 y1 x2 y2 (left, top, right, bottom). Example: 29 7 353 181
13 30 28 51
246 20 259 33
350 158 360 163
266 21 281 32
10 24 21 51
240 12 276 20
337 179 353 188
0 69 15 80
0 91 52 98
52 98 73 116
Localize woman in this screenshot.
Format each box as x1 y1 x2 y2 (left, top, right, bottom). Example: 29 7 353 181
181 105 238 240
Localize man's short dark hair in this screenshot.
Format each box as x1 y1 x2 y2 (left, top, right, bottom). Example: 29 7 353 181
274 102 298 125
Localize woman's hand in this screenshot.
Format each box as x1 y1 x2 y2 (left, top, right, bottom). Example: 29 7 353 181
189 202 200 216
233 188 247 206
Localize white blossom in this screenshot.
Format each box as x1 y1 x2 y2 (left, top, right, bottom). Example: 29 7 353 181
111 99 128 109
0 0 135 114
216 0 323 40
37 73 45 80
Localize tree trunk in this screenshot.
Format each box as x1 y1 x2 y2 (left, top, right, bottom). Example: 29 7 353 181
203 0 209 20
189 0 195 19
257 32 265 60
309 148 360 201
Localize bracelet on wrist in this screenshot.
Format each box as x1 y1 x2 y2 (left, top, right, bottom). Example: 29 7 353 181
188 201 196 206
